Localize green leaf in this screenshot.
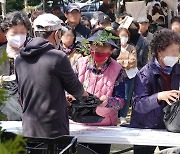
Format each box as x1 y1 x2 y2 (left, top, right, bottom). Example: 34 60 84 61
93 29 119 46
0 88 9 108
0 134 26 154
76 29 119 55
0 48 8 65
105 26 113 31
76 39 91 56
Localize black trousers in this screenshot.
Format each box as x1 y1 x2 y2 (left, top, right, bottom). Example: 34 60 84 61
83 143 111 154
134 145 168 154
26 142 69 154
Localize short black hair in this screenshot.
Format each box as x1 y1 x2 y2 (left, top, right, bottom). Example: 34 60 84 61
1 11 31 33
161 1 167 8
171 16 180 24
52 5 60 11
109 2 115 9
81 16 92 29
150 29 180 58
133 21 140 30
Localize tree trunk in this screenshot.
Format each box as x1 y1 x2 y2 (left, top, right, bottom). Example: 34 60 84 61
42 0 45 11
24 0 28 8
1 1 6 18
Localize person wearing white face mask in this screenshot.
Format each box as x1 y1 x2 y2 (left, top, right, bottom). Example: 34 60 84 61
1 11 31 73
7 34 27 49
130 29 180 154
116 28 138 125
0 11 31 121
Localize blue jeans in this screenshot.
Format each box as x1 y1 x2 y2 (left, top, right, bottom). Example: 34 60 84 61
120 77 134 118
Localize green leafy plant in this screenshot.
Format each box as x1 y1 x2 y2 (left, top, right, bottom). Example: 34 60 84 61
77 28 119 59
0 49 8 66
0 47 9 116
0 49 26 154
0 88 8 107
93 28 119 46
76 39 91 56
0 87 9 120
0 47 9 119
0 129 26 154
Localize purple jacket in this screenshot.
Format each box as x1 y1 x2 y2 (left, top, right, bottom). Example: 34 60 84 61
130 58 180 129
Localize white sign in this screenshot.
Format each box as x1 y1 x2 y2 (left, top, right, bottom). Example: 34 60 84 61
119 16 134 29
125 1 146 21
162 0 178 11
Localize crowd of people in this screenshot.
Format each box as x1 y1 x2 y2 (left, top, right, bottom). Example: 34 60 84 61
0 0 180 154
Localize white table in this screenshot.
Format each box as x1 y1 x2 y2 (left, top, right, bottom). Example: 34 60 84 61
1 121 180 147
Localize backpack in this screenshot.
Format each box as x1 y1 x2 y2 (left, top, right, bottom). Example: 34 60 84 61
163 100 180 133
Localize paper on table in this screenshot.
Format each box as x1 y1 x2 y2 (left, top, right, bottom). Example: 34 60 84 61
125 67 139 79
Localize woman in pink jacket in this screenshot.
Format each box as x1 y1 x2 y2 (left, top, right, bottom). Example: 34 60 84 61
72 28 125 154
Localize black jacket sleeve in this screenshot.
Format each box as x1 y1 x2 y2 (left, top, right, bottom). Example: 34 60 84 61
55 55 84 98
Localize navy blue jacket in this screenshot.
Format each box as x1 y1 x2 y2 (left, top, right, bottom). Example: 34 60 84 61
130 58 180 129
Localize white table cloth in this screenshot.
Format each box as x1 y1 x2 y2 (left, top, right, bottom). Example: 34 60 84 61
1 121 180 147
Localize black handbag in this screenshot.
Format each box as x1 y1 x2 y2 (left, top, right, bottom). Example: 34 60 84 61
163 99 180 133
68 93 104 123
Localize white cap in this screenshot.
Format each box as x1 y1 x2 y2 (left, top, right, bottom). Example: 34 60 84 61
33 13 63 32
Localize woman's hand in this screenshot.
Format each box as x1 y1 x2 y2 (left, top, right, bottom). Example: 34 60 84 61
157 90 180 105
100 95 108 106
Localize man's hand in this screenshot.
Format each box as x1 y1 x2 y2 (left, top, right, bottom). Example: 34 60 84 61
157 90 180 105
82 91 89 97
66 91 89 107
66 95 75 107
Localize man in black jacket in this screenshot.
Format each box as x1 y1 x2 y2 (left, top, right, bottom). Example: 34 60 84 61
65 3 91 40
15 13 88 138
